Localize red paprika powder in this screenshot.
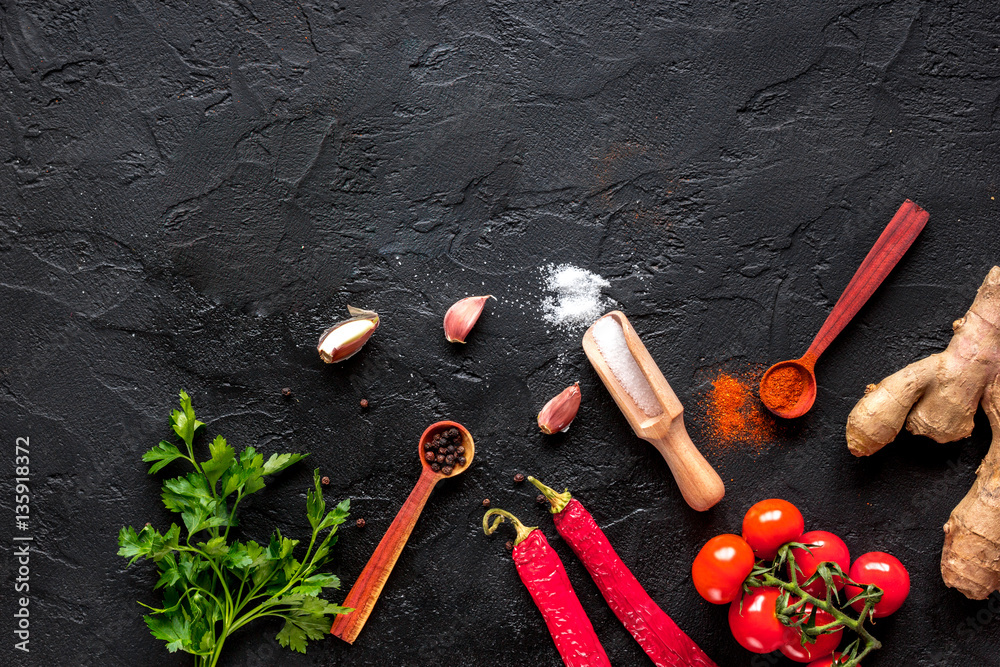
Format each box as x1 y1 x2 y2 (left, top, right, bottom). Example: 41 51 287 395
698 369 776 452
759 365 809 412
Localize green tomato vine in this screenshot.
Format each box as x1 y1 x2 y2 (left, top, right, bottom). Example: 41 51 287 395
744 543 884 667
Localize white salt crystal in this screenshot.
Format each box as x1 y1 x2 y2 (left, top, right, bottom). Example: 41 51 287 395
541 264 612 329
592 316 663 417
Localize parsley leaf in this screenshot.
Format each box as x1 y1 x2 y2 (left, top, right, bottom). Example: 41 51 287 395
145 614 191 653
170 390 205 447
201 435 235 489
143 441 186 474
263 452 308 476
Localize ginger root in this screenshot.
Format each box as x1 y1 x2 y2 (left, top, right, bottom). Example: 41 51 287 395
846 266 1000 600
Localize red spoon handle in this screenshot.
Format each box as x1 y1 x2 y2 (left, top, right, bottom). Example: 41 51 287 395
804 199 928 364
330 467 438 644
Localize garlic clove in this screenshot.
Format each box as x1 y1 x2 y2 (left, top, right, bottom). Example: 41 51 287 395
443 295 493 343
317 307 379 363
537 382 582 434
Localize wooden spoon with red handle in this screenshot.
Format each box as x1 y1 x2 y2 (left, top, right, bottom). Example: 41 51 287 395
760 199 929 418
330 421 474 644
583 311 724 511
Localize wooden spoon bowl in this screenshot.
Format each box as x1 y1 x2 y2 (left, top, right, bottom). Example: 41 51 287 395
418 420 475 477
331 420 473 644
759 358 817 419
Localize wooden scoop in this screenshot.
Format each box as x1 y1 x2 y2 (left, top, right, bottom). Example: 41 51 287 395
330 420 474 644
583 311 724 511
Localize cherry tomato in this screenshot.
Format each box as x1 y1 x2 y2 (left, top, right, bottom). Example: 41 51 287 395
790 531 851 598
742 499 805 559
728 587 797 653
844 551 910 617
780 603 843 663
692 534 755 604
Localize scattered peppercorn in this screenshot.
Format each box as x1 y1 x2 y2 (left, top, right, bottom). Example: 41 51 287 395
505 540 514 551
514 473 526 483
536 494 546 505
482 498 491 508
356 518 366 528
321 476 330 486
360 398 369 408
281 387 292 397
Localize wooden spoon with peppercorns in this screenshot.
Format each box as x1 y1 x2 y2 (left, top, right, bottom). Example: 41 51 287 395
330 420 474 644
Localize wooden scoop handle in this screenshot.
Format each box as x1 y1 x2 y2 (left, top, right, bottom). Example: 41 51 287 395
646 418 725 512
330 467 439 644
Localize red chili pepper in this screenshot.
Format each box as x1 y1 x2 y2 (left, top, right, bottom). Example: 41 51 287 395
530 477 718 667
483 508 611 667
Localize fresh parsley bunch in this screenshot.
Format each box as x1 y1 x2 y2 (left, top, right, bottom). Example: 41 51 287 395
118 391 351 666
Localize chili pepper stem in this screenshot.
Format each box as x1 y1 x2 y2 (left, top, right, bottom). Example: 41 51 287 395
482 508 537 546
754 548 881 667
527 476 572 514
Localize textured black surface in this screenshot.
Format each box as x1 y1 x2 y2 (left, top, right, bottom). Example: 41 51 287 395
2 1 1000 665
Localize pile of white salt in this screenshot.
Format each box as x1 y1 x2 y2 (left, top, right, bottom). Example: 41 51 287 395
541 264 612 330
592 315 663 417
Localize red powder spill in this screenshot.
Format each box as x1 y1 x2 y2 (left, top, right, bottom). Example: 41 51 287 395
695 367 777 454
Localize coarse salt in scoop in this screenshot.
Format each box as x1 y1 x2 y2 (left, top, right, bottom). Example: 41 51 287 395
591 316 662 417
583 312 724 511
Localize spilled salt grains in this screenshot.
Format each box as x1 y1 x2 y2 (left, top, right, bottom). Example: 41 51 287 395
591 316 663 416
541 264 612 330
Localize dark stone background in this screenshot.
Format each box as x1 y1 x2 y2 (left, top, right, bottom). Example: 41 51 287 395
1 1 999 665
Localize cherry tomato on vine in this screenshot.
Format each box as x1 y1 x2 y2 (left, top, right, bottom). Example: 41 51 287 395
780 603 843 663
790 531 851 598
742 499 805 559
728 587 797 653
807 653 858 667
844 551 910 618
692 534 755 604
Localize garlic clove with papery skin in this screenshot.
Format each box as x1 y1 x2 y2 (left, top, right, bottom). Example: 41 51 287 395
317 306 379 363
443 295 493 343
537 382 582 434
